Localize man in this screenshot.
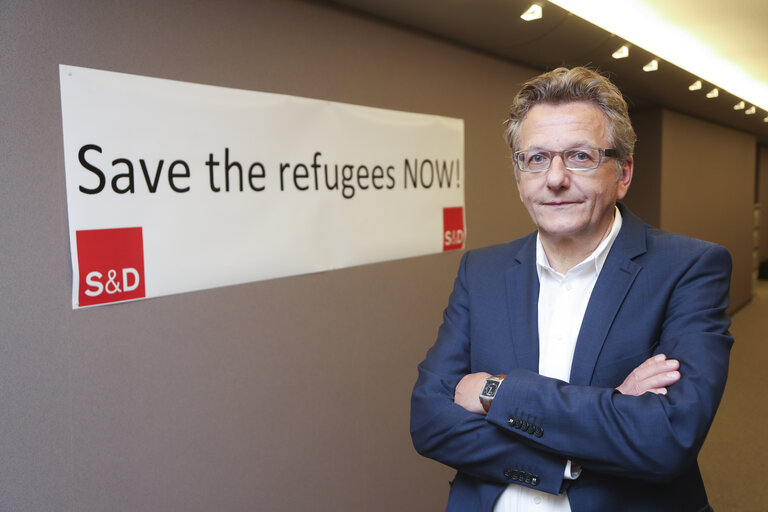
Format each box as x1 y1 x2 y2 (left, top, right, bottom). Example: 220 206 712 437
410 67 732 511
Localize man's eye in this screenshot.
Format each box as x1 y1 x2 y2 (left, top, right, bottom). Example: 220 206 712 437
567 151 596 164
530 153 547 163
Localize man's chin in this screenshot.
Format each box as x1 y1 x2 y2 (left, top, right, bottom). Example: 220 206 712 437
537 221 586 240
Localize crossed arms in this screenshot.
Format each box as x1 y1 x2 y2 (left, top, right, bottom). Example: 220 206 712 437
410 241 733 494
454 353 682 415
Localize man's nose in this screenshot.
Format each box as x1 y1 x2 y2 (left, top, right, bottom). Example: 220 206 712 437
546 155 570 189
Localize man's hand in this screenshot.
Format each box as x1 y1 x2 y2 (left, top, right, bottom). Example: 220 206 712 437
454 372 492 414
617 354 680 396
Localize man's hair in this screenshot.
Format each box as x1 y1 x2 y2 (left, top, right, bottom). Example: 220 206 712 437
504 67 636 168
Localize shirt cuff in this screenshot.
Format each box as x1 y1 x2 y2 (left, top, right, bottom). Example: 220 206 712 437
563 460 582 480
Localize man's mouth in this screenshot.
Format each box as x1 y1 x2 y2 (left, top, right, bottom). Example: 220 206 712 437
542 201 578 206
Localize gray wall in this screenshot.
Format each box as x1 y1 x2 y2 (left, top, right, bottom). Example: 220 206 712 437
0 0 758 511
626 108 663 227
626 108 756 312
659 110 755 311
758 146 768 264
1 1 534 510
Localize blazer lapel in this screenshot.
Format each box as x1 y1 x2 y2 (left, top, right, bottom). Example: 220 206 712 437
569 205 648 386
505 234 541 373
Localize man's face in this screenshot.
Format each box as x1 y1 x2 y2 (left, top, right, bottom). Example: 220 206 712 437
515 101 632 247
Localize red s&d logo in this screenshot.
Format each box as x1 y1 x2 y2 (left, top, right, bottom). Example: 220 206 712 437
443 207 465 251
76 227 146 307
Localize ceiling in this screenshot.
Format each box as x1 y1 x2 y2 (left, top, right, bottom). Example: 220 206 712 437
327 0 768 143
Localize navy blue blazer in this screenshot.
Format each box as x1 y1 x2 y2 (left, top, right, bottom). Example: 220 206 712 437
411 204 733 512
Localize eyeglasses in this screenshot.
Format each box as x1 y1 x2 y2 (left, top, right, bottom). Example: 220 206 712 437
513 147 618 173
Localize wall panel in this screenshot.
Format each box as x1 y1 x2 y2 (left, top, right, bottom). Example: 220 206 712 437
0 0 536 510
660 110 755 311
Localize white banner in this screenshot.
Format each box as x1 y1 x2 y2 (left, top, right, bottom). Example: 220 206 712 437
60 65 465 308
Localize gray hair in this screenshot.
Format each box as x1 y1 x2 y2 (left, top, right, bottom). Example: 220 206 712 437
504 67 636 173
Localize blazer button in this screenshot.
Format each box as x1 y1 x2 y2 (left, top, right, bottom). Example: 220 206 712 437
531 475 540 486
520 420 529 431
534 426 544 437
508 417 517 428
526 424 536 435
503 469 513 480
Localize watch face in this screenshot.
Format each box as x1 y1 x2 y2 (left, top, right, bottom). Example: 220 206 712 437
481 380 499 397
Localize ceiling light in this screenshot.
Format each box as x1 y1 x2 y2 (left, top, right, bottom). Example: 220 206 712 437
548 0 768 112
612 45 629 59
706 88 719 99
733 101 746 110
745 106 756 115
643 60 658 72
520 4 542 21
688 80 702 91
764 116 768 123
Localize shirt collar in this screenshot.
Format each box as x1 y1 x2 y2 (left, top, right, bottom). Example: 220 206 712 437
536 206 623 278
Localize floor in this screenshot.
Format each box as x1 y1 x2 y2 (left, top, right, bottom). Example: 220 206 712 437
699 280 768 511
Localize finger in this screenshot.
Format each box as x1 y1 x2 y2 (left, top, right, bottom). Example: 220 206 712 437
629 354 667 379
632 356 679 381
638 370 680 391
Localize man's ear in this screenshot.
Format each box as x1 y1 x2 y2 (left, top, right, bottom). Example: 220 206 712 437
617 156 633 200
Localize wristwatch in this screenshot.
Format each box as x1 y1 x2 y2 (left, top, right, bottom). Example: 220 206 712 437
480 374 506 412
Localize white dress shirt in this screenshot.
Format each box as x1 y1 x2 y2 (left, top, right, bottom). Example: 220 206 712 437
493 207 623 512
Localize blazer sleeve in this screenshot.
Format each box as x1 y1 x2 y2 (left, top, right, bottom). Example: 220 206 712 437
485 243 734 483
410 251 570 495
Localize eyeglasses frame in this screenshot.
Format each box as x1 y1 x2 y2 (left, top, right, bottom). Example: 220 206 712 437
513 147 618 173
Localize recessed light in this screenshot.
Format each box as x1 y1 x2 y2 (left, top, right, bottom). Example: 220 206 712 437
643 60 658 72
705 88 719 98
688 80 702 91
733 101 746 110
520 4 542 21
612 45 629 59
745 106 756 115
